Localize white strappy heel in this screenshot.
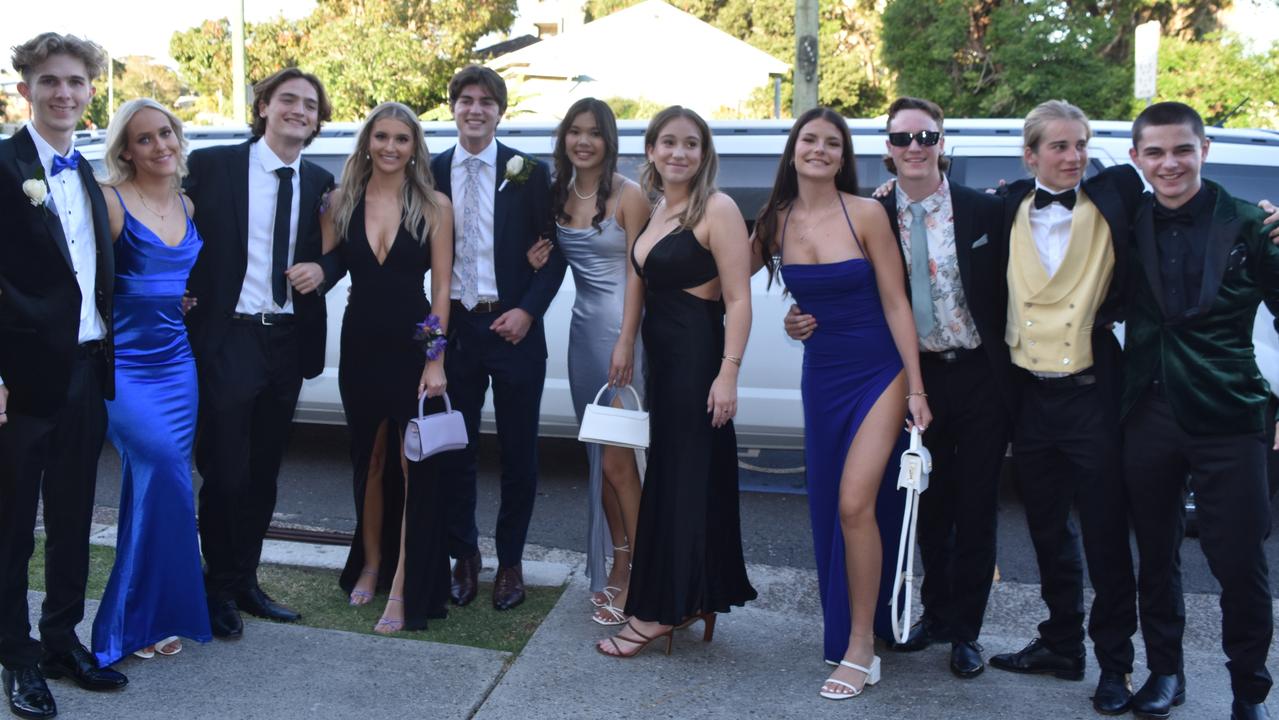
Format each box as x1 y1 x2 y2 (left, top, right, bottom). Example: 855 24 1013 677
818 655 881 700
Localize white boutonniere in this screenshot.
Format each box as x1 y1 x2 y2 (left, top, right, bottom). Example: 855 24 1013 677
22 167 49 207
498 154 532 192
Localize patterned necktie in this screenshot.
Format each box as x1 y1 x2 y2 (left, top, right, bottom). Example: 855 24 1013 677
459 157 483 310
908 202 935 339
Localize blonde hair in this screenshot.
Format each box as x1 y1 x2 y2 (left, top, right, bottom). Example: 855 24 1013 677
11 32 106 81
331 102 440 246
1023 100 1091 153
640 106 719 230
101 98 189 188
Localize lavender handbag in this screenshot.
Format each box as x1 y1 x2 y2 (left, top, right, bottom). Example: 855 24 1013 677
404 392 468 462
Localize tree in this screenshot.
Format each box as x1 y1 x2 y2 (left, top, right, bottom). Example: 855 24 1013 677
880 0 1234 120
170 0 518 122
116 56 184 109
587 0 890 118
1155 32 1279 127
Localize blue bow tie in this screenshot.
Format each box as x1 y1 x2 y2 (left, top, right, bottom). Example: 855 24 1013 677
50 151 83 176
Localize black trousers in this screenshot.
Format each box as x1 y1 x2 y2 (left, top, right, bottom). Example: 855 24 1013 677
195 322 302 601
437 308 546 567
0 347 106 668
916 349 1008 643
1124 389 1273 704
1013 374 1136 673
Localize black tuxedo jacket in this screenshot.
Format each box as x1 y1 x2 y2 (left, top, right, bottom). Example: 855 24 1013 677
1001 164 1144 400
0 126 114 416
880 183 1015 415
429 140 565 358
183 139 335 379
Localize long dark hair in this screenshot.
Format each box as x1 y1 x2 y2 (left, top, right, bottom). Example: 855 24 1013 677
551 98 619 231
754 107 859 286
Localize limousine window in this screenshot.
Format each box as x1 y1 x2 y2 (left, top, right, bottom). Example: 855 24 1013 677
1203 163 1279 204
948 156 1103 192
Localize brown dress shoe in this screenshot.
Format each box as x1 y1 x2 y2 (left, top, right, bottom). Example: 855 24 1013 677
493 564 526 611
450 551 481 606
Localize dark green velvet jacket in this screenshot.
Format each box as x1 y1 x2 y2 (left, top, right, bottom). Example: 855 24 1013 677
1122 180 1279 435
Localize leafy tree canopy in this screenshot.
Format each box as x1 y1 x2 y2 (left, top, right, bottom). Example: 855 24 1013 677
170 0 517 122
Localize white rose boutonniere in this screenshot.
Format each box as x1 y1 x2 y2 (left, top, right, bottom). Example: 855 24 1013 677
22 169 49 207
498 154 533 192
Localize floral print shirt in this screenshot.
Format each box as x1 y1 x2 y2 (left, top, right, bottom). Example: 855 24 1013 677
895 177 982 353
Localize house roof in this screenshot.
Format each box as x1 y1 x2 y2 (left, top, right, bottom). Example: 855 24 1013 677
487 0 788 82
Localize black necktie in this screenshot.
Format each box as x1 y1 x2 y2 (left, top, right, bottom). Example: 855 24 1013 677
1153 204 1194 226
272 166 295 307
1034 188 1076 210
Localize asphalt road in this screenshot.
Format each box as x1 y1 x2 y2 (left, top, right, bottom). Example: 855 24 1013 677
93 423 1279 596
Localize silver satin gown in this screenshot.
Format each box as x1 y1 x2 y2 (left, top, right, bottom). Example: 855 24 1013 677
557 216 646 592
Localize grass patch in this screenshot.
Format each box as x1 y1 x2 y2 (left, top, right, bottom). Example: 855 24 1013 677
29 539 563 655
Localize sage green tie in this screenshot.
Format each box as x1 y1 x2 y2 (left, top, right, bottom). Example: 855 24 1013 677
908 202 935 339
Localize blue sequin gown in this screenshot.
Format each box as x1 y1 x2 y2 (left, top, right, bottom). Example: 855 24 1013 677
91 190 211 665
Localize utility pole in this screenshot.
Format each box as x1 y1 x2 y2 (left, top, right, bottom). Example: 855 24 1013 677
793 0 819 117
231 0 248 123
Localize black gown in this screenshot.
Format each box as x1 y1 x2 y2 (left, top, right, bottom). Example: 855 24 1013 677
337 198 449 629
624 227 757 625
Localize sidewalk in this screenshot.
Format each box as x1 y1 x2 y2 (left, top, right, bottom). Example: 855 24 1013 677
27 529 1279 719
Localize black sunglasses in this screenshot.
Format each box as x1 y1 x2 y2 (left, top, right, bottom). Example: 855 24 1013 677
887 131 942 147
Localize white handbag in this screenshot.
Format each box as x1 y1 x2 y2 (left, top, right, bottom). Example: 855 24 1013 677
577 384 649 450
890 426 932 644
404 391 468 462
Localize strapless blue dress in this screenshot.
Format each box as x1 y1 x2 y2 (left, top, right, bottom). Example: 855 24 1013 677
780 210 909 663
91 191 211 665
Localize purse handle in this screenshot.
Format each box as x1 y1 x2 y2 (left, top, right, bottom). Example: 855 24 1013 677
590 383 643 411
417 391 455 419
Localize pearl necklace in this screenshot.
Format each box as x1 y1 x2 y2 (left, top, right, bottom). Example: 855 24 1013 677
572 174 598 201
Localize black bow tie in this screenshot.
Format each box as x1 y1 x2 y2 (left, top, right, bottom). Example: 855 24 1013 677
1153 204 1194 226
1034 188 1076 210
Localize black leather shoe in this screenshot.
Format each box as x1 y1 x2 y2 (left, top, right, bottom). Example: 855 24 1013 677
988 638 1085 681
1093 670 1134 715
950 641 985 678
38 644 127 692
1131 672 1184 719
492 564 526 611
235 586 301 623
451 551 481 607
892 618 947 652
3 667 56 719
208 598 243 638
1231 698 1270 720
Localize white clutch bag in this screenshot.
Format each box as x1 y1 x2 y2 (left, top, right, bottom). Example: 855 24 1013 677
578 384 649 450
404 391 468 462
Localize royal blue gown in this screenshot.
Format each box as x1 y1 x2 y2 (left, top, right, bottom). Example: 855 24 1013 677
779 198 908 664
91 190 211 665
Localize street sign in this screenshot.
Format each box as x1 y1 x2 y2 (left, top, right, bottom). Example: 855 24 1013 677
1135 20 1160 100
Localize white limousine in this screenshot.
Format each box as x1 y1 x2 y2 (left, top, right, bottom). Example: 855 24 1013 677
78 119 1279 448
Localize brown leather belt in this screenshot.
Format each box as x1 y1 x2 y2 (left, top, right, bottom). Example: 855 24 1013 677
452 299 505 315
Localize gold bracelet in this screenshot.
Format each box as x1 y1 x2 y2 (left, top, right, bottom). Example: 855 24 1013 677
906 392 927 399
722 355 742 367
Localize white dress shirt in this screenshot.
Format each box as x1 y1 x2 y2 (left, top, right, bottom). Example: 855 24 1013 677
449 140 500 302
236 140 301 314
1029 180 1080 278
30 125 107 345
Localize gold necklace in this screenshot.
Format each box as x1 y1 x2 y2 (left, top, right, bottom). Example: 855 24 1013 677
790 202 837 243
133 183 177 222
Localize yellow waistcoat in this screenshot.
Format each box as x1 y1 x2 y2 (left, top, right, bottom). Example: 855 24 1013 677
1005 191 1115 373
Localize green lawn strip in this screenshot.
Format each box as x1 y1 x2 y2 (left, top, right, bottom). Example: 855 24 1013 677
28 538 563 655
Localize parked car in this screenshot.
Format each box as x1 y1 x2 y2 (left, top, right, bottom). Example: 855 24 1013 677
74 118 1279 448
